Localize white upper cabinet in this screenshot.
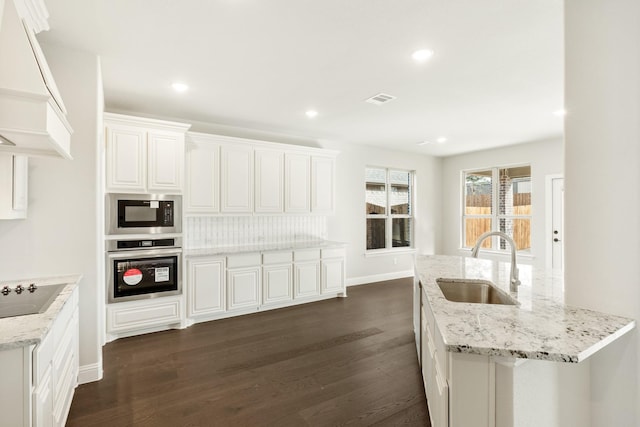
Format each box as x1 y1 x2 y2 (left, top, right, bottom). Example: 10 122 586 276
148 131 184 192
106 124 146 192
184 132 338 215
0 153 28 219
311 156 335 214
221 143 254 213
255 149 284 213
105 113 190 194
285 153 311 213
186 135 220 214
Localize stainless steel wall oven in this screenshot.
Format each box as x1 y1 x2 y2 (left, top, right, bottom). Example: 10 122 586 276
106 237 182 303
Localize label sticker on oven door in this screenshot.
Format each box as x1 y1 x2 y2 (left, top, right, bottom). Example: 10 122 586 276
123 269 143 286
155 267 170 282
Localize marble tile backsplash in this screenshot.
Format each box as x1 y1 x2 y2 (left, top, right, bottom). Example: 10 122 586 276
185 216 328 249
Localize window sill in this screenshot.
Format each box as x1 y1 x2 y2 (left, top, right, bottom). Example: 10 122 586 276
457 248 535 260
365 248 417 257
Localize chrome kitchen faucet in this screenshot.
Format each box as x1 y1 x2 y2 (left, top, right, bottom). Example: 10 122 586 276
471 231 521 292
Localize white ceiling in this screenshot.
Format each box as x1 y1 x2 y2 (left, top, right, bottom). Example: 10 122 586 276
38 0 564 156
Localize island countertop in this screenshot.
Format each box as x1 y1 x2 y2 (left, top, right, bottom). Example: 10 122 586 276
0 275 81 350
415 255 635 363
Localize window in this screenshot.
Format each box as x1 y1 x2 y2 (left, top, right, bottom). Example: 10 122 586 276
463 165 531 252
366 167 414 251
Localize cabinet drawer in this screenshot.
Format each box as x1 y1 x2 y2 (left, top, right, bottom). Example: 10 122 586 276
263 251 293 265
52 286 76 345
107 298 181 332
227 253 261 268
321 247 345 259
294 249 320 262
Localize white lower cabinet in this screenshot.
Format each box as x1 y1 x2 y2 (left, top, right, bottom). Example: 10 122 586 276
228 267 260 310
186 246 346 323
320 248 345 294
294 261 321 298
106 297 182 340
187 257 225 317
263 264 293 305
0 286 80 427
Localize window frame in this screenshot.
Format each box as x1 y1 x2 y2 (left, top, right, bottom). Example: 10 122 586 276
365 167 415 253
461 164 532 253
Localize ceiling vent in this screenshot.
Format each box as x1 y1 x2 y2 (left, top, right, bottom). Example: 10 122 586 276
365 93 396 105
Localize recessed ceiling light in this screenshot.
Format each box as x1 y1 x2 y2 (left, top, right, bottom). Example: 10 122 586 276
305 110 318 118
553 109 567 116
171 82 189 93
436 137 447 144
412 49 434 63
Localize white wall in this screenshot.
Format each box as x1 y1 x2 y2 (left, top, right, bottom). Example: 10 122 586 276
321 141 442 283
0 43 103 383
118 111 444 284
564 0 640 425
440 138 563 268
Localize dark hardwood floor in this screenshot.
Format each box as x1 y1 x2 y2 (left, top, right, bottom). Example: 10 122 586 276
67 279 430 426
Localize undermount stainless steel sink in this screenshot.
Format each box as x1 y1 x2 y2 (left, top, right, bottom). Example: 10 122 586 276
436 278 518 306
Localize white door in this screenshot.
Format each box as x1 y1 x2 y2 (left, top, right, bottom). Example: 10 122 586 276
227 267 260 310
262 264 293 304
285 153 310 212
321 258 344 294
188 258 225 317
147 131 184 193
186 142 220 213
221 144 254 213
311 156 335 214
294 261 320 298
255 149 284 213
105 125 146 192
551 177 564 271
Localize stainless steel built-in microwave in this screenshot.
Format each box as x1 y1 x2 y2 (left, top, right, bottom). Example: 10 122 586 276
106 194 182 235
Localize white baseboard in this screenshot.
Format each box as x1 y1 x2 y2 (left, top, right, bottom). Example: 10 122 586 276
346 270 414 287
78 362 103 384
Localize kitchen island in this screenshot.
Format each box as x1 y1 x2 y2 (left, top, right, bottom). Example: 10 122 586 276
414 255 635 427
0 275 80 427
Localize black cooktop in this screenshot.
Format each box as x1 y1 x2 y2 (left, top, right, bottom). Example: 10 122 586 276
0 284 66 319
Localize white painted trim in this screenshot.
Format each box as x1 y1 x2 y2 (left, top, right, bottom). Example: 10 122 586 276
346 270 414 286
78 362 103 385
104 112 191 132
545 174 563 271
456 248 535 261
364 248 416 257
187 131 339 157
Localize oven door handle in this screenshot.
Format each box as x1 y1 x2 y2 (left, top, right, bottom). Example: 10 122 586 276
107 248 183 259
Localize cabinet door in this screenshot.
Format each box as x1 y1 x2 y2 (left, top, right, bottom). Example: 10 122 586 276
228 267 260 310
186 142 220 213
321 258 345 294
106 124 146 192
255 149 284 213
33 366 54 427
221 144 254 213
12 155 28 213
147 131 184 193
0 154 28 219
311 156 335 214
263 264 293 304
285 153 310 212
188 258 225 317
294 261 320 298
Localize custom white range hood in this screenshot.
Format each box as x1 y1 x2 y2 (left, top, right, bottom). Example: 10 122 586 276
0 0 73 159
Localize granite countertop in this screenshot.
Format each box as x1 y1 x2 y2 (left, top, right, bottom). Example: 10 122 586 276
416 255 636 363
0 275 81 350
185 240 347 257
